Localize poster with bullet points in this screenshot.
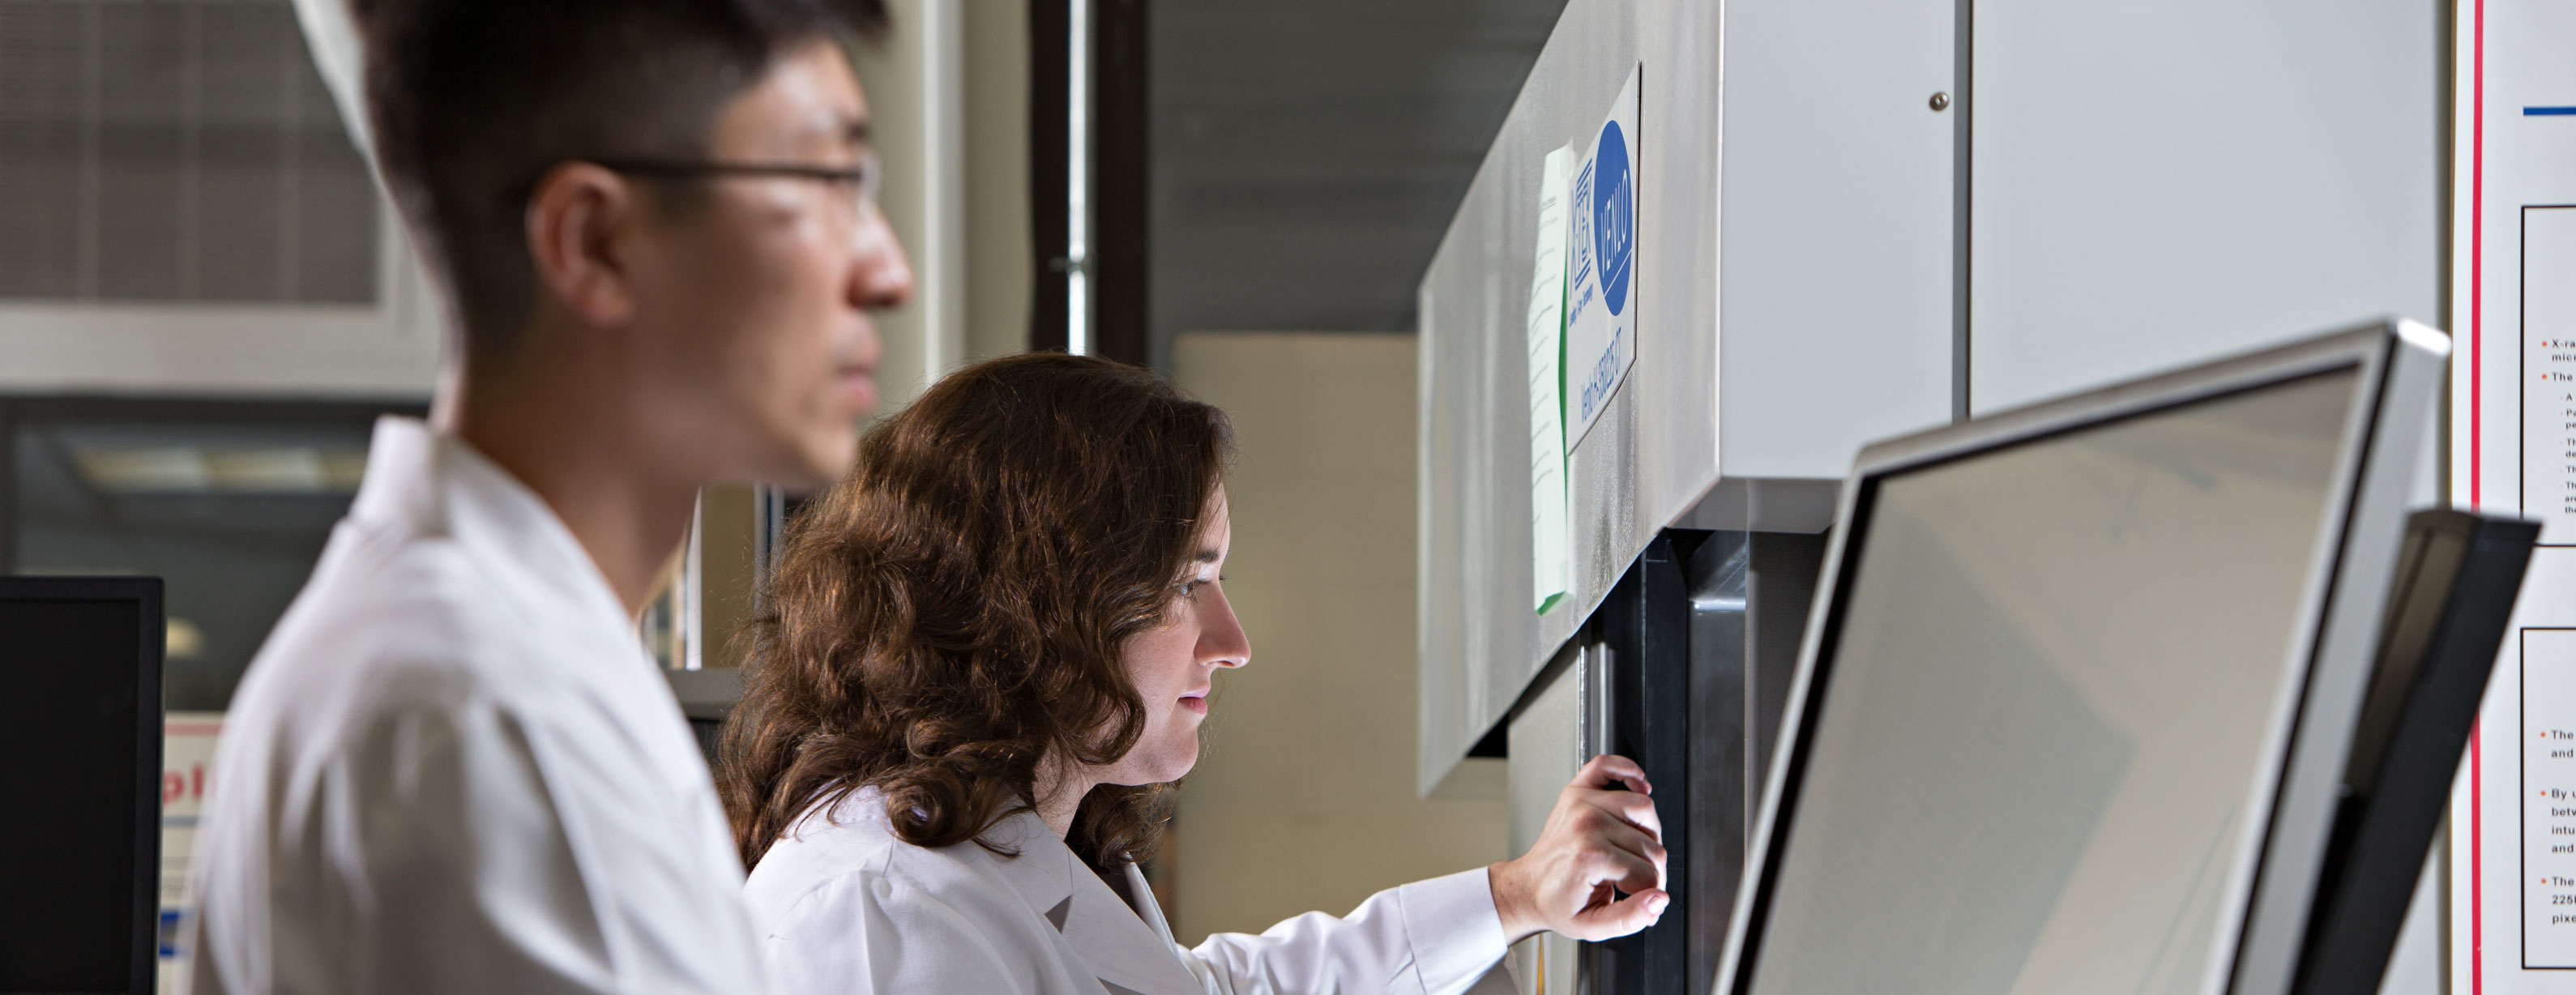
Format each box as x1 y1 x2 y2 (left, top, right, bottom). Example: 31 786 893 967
2451 1 2576 989
2523 631 2576 967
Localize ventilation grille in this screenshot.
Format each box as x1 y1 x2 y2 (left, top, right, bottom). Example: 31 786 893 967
0 0 378 305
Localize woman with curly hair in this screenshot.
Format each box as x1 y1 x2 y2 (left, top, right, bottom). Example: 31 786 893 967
721 352 1668 995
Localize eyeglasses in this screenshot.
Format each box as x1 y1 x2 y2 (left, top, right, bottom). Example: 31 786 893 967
585 150 883 219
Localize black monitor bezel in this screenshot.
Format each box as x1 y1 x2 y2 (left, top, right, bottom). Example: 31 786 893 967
0 576 165 995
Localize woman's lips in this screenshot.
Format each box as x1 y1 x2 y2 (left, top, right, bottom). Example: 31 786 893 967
1179 694 1208 715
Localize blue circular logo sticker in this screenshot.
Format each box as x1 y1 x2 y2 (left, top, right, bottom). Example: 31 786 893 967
1592 121 1634 318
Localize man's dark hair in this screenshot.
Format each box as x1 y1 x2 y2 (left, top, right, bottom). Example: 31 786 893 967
354 0 889 361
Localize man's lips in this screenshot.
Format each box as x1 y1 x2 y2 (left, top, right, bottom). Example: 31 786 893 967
838 364 878 408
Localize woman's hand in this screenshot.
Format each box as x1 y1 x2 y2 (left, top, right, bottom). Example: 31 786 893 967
1487 754 1669 945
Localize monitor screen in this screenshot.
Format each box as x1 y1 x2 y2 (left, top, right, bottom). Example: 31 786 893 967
1745 368 2362 995
0 580 160 995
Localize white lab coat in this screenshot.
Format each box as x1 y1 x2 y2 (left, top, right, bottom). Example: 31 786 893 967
186 418 766 995
741 788 1512 995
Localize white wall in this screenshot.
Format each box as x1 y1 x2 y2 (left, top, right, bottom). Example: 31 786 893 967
1967 0 2446 414
1170 331 1510 942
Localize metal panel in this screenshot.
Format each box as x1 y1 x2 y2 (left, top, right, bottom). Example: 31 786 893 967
1602 535 1706 995
1416 0 1721 796
1685 534 1752 995
1967 0 2446 414
1718 0 1954 480
1417 0 1955 792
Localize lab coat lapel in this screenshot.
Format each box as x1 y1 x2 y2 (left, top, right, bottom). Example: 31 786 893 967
1056 863 1202 995
976 813 1201 995
348 416 635 643
1115 864 1181 950
345 418 706 791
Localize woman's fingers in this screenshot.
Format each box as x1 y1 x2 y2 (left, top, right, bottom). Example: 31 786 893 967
1574 784 1664 839
1562 833 1667 941
1576 754 1653 796
1574 821 1665 894
1489 753 1672 945
1566 887 1670 941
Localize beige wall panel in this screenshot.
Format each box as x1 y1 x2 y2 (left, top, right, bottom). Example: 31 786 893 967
1171 331 1509 942
963 0 1032 363
696 484 760 671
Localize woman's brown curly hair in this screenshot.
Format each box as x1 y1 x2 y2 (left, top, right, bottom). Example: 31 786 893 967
718 352 1232 873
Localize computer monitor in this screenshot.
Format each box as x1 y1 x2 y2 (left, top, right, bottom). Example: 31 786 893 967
1713 320 2449 995
2292 509 2535 994
0 578 164 995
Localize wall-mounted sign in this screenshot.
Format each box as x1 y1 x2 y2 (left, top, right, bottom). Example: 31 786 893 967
2451 2 2576 990
1565 65 1642 451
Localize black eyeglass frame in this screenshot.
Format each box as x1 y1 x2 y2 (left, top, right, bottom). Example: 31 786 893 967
509 154 883 212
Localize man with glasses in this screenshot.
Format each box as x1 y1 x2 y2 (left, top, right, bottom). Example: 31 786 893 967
186 1 908 992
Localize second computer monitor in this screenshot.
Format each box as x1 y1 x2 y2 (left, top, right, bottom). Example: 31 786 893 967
1715 321 2449 995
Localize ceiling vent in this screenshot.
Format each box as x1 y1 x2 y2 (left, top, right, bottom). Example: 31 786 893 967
0 0 435 399
0 0 378 305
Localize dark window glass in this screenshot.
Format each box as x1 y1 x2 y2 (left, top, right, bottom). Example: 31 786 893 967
7 402 413 711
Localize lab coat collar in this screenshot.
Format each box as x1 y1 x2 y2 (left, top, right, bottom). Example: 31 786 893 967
347 416 633 634
969 808 1203 995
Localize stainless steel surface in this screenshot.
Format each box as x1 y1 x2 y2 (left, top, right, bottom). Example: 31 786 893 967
1583 643 1614 758
1418 0 1966 794
1741 533 1824 813
1686 534 1752 995
1417 0 1707 796
1712 319 2452 995
1676 479 1841 535
1966 0 2445 415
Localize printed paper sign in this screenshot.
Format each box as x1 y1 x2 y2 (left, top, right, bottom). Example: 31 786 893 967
1564 65 1642 451
1529 144 1576 613
161 713 221 992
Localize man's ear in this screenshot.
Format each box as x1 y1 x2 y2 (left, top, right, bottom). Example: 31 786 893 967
524 162 643 330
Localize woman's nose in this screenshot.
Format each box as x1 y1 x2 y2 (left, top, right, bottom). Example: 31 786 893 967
1200 587 1251 669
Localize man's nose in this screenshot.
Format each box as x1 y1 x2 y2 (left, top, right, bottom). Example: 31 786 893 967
848 209 914 311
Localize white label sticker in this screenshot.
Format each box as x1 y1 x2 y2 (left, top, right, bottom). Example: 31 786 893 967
1563 65 1641 451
